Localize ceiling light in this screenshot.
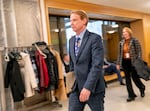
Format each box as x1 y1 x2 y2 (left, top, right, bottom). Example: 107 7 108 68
112 24 119 28
107 30 116 34
51 29 59 32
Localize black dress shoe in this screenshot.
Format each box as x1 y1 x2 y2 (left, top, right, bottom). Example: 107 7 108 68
120 82 125 85
126 97 135 102
140 89 145 97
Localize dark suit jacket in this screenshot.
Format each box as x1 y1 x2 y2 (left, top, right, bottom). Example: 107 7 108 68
69 30 105 94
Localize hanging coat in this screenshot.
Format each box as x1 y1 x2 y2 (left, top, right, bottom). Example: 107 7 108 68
5 58 25 102
50 48 67 100
35 50 50 92
18 52 37 97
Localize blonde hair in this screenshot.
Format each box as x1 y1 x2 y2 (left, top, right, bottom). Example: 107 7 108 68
71 10 89 26
123 27 133 36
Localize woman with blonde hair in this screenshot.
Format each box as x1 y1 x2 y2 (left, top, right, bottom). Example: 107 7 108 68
116 27 145 102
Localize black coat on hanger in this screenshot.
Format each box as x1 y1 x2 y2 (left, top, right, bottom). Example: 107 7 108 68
5 57 25 102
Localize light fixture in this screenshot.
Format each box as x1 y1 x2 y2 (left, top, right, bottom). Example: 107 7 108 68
111 24 119 28
51 29 59 32
107 30 116 34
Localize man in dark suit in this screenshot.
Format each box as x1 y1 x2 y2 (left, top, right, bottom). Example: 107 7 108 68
69 10 105 111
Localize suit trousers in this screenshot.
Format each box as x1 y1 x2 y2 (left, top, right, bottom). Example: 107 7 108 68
122 59 145 98
69 89 105 111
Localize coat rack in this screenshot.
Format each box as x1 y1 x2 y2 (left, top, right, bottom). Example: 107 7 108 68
0 45 65 111
0 46 47 111
0 47 6 111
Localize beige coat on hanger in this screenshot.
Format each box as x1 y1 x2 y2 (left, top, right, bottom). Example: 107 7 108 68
18 52 37 97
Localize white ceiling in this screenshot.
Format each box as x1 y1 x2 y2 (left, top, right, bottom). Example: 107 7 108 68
78 0 150 14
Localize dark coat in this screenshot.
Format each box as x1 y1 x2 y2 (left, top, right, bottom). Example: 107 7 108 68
43 48 59 91
133 58 150 81
5 59 25 102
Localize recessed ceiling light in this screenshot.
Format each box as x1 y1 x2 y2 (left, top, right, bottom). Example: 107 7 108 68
112 24 119 28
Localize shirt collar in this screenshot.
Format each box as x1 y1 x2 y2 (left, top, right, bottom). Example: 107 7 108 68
76 29 86 40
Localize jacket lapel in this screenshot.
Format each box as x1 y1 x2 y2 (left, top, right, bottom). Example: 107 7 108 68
70 36 76 61
76 30 89 62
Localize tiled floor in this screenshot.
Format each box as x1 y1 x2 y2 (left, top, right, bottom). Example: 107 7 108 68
31 80 150 111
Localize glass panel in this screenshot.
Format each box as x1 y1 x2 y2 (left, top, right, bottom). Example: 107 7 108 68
64 19 104 53
49 16 60 52
64 17 74 54
87 20 103 37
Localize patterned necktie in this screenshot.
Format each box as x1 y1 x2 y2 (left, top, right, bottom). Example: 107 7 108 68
75 37 81 56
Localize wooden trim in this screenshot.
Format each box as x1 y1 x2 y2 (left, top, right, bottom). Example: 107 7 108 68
45 0 144 19
45 0 52 44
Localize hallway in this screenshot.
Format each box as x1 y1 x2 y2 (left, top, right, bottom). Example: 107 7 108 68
32 80 150 111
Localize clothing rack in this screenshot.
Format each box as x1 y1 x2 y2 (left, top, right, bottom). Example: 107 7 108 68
0 47 6 111
0 45 64 111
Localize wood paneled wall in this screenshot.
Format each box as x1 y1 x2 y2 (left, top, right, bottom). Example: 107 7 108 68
143 15 150 63
130 20 146 59
44 0 150 64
